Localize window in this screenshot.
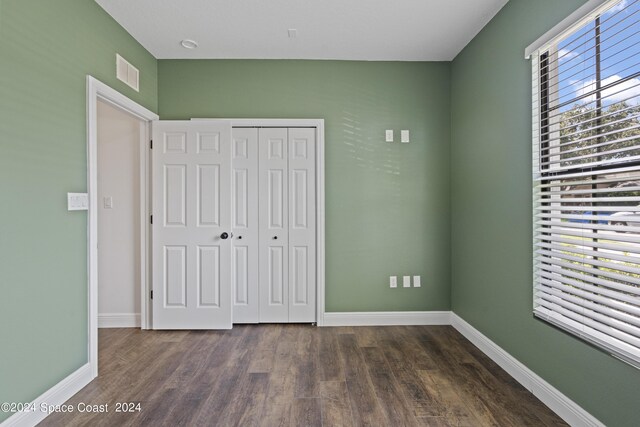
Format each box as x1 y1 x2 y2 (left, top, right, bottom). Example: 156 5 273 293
531 0 640 367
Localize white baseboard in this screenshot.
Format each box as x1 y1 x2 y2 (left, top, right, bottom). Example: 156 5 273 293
322 311 452 326
450 314 604 427
98 313 140 328
1 363 93 427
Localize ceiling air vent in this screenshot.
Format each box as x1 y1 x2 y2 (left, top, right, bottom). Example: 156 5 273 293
116 54 139 92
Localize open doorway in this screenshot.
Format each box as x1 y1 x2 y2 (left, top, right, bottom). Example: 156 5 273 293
96 99 143 328
87 76 158 378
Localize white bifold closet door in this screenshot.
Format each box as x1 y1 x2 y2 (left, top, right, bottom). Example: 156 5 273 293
152 120 233 329
233 127 316 323
231 128 259 323
259 128 290 322
286 128 316 322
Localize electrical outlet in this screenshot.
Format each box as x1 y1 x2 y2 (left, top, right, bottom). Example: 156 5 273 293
413 275 421 287
390 276 397 288
385 130 394 142
403 276 411 288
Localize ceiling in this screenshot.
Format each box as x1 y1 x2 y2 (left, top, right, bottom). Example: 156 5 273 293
95 0 508 61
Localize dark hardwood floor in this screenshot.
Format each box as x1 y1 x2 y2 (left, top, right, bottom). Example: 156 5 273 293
39 325 567 426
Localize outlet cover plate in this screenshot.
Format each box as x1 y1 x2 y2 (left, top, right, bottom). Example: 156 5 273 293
385 130 394 142
401 130 410 143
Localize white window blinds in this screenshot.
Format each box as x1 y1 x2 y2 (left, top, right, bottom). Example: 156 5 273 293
532 0 640 367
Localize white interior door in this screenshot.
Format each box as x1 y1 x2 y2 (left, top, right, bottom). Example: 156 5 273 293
288 128 316 322
259 128 289 322
152 120 232 329
231 128 259 323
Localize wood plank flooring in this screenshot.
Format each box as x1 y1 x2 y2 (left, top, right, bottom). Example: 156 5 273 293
39 325 567 427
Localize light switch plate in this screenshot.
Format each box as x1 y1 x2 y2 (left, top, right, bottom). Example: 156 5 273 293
403 276 411 287
104 196 113 209
385 130 394 142
401 130 410 143
413 275 421 287
67 193 89 211
390 276 397 288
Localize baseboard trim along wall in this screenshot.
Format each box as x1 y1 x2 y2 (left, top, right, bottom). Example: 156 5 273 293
322 311 452 326
98 313 141 328
450 313 605 427
1 363 92 427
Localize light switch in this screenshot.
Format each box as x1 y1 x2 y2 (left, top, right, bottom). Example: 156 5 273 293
103 196 113 209
67 193 89 211
401 130 410 143
413 275 421 287
390 276 397 288
385 130 394 142
403 276 411 288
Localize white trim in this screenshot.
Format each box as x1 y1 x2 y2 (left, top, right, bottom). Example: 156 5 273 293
139 121 151 330
194 118 323 128
451 314 606 427
0 364 92 427
98 313 142 328
322 311 452 327
524 0 612 58
315 122 326 326
87 76 158 378
191 117 326 325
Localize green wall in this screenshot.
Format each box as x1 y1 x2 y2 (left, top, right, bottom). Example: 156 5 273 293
0 0 157 422
158 60 451 313
450 0 640 425
3 0 635 425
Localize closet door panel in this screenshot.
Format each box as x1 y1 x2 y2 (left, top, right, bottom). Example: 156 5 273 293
232 128 259 323
288 128 316 322
259 128 289 322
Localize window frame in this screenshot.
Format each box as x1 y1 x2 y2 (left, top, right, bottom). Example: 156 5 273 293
531 0 640 369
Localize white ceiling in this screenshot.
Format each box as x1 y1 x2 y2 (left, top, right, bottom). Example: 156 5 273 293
95 0 508 61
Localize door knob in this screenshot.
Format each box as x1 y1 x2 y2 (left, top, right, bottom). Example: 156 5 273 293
220 232 233 240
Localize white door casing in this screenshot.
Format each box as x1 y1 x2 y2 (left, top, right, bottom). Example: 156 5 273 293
88 76 159 376
231 128 259 323
288 128 317 322
152 120 233 329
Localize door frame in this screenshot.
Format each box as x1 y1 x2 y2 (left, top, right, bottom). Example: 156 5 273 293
230 119 326 326
86 76 158 378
